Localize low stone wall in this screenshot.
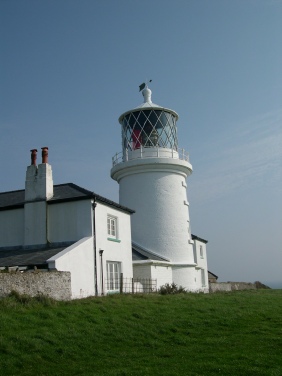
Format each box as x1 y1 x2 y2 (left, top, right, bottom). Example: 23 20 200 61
209 282 232 292
0 271 71 300
209 282 256 293
229 282 256 291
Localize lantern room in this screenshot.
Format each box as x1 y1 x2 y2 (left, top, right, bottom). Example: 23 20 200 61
118 87 179 154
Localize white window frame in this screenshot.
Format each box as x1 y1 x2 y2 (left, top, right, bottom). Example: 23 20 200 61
107 215 118 239
106 262 121 292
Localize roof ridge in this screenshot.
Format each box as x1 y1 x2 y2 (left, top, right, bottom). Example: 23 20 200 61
64 183 93 195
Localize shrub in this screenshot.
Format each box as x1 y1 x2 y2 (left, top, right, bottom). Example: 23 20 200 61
8 290 57 306
9 290 33 304
158 282 187 295
254 281 271 289
0 268 9 273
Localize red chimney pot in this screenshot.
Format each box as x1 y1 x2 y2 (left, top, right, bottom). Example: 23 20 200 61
41 147 49 164
30 149 37 166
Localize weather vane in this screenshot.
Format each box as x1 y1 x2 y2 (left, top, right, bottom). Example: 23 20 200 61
139 79 152 92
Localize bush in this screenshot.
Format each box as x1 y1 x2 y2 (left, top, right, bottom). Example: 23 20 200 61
158 282 187 295
9 290 33 304
254 281 271 289
8 290 57 306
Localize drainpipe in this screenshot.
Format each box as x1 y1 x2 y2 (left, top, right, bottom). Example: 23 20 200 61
99 249 104 295
42 147 50 246
92 198 98 296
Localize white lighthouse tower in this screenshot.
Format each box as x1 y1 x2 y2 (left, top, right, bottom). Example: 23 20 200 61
111 85 208 292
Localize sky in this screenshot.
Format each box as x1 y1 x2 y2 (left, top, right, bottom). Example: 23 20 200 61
1 0 281 288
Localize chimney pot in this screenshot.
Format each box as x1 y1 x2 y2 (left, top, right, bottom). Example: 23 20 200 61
30 149 37 165
41 147 49 164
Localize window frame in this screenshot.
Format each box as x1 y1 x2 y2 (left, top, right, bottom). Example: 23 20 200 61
106 261 121 293
107 215 118 239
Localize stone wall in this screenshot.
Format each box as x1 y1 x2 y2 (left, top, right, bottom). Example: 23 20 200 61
209 282 232 292
0 271 71 300
229 282 256 291
209 282 256 293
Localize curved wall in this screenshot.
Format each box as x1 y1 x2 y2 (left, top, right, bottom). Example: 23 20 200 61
119 166 194 263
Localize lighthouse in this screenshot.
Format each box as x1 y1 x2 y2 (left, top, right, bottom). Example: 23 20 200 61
111 85 208 292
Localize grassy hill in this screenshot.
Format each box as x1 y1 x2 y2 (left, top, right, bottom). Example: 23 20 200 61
0 290 281 376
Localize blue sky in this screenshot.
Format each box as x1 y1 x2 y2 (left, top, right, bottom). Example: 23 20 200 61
1 0 281 287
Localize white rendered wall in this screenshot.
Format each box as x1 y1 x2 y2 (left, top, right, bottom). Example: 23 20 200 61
94 202 133 295
151 264 173 289
118 167 194 263
133 263 204 291
25 164 53 201
193 240 209 293
133 263 173 291
172 266 199 292
48 200 92 243
133 262 207 292
47 237 95 299
133 264 152 279
0 209 24 247
24 201 47 246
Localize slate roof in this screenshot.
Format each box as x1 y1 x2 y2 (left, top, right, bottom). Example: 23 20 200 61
0 247 66 268
132 242 170 262
191 234 208 244
208 271 218 280
132 236 209 262
0 189 26 210
0 183 134 214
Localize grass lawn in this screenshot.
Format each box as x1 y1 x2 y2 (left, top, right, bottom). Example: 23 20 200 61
0 289 281 376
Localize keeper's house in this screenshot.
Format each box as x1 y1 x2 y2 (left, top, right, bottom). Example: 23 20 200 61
0 148 134 298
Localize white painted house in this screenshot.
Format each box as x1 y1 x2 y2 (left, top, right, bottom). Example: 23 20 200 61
0 86 209 297
0 148 134 298
111 85 209 292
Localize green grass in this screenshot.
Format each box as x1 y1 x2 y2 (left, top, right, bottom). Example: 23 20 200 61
0 290 281 376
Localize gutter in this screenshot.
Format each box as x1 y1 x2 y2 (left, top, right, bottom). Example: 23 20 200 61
133 260 197 267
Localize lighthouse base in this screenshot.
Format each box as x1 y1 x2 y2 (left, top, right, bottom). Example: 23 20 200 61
133 262 209 293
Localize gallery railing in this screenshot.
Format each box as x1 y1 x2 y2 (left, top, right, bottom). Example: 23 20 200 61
112 146 189 167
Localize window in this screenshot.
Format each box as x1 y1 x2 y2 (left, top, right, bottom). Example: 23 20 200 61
107 216 117 238
107 262 121 292
200 245 204 258
201 269 206 287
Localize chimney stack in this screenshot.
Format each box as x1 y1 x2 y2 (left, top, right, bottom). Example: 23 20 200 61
25 146 54 202
24 146 54 246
